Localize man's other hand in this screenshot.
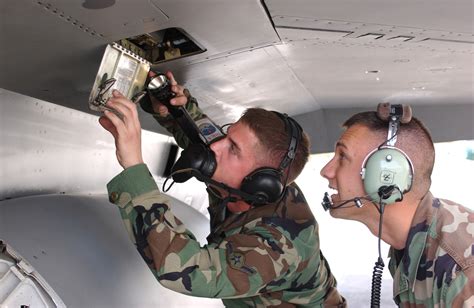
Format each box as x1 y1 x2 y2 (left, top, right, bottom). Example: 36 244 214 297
99 90 144 169
148 71 188 116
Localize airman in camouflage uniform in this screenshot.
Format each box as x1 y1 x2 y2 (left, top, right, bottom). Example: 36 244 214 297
101 72 346 307
320 109 473 307
389 193 473 307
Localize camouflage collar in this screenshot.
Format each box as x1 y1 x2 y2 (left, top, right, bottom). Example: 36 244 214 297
389 192 435 288
207 184 315 243
406 192 437 286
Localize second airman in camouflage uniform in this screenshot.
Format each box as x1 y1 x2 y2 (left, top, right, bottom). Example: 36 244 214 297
320 108 473 307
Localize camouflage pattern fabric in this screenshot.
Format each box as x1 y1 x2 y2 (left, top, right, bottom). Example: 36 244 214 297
388 192 474 307
107 165 345 307
106 92 346 307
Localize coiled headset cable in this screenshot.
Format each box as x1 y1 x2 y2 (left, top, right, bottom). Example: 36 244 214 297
370 196 386 308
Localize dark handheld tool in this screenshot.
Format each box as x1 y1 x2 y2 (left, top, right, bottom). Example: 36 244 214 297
144 73 207 145
140 72 225 185
142 72 225 146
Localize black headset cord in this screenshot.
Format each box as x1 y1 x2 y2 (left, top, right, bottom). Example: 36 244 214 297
162 168 197 193
370 196 385 308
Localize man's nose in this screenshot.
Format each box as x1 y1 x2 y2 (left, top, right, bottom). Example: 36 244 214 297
320 158 335 179
209 137 225 155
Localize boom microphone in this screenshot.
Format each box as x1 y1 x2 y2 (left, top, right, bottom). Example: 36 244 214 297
321 185 399 211
321 192 363 211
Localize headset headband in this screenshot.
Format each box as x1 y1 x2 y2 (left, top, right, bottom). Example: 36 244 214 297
272 112 302 172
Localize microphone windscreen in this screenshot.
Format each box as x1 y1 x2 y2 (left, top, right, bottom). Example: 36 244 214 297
376 102 412 123
376 103 391 121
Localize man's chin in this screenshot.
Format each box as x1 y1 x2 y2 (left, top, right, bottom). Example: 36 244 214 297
328 207 364 222
328 209 341 218
328 207 351 219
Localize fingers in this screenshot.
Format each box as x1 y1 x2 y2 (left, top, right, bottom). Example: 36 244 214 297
146 71 188 113
106 90 139 125
169 89 187 107
148 70 183 97
99 115 118 139
101 91 142 148
171 84 185 96
98 90 144 169
100 108 143 170
101 109 126 145
165 73 186 104
148 71 157 78
166 71 177 86
112 90 125 98
157 104 169 116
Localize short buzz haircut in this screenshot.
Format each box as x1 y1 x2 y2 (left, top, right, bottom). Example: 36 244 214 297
239 108 310 183
343 111 435 195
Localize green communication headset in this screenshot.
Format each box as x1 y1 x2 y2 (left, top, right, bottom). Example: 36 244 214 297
360 103 414 204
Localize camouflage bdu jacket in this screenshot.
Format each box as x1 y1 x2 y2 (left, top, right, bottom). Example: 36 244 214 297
388 192 474 307
107 95 346 307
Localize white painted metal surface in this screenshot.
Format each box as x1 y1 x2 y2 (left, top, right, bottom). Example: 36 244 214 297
0 194 223 308
0 241 66 308
1 0 471 146
0 88 167 200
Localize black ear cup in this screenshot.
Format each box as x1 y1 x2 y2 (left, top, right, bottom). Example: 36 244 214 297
239 112 302 206
171 144 217 183
240 168 284 205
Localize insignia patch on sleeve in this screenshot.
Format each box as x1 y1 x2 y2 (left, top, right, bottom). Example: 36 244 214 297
225 242 256 275
228 251 245 269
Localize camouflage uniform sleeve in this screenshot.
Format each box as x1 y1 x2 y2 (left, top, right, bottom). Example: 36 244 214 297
388 196 474 307
144 90 205 149
107 164 302 298
446 269 474 307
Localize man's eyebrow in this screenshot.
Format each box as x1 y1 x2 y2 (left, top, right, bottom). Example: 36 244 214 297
222 122 234 133
228 135 241 153
335 141 348 149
